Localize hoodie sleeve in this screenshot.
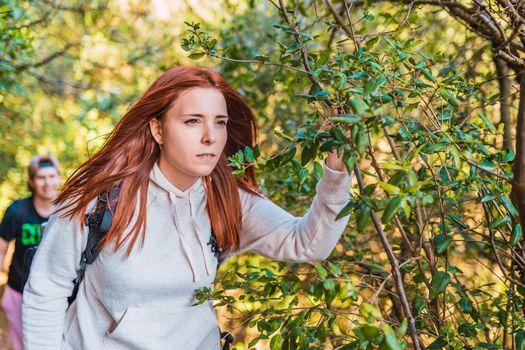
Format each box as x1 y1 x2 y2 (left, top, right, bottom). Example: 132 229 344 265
236 161 352 262
22 208 87 349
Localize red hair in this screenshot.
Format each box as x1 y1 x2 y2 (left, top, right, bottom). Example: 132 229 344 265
57 66 260 254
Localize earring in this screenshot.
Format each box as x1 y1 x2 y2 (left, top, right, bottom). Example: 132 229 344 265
158 143 163 151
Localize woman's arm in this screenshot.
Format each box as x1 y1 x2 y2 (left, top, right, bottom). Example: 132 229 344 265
237 158 352 262
22 210 86 349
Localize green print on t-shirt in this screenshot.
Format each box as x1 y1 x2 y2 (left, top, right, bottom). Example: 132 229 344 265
21 223 43 246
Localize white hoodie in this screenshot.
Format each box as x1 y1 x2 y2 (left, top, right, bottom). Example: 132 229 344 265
22 161 352 349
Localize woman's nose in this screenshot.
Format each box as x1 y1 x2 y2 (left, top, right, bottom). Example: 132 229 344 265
202 124 216 145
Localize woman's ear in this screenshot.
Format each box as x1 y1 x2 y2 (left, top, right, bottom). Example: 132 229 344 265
149 118 163 145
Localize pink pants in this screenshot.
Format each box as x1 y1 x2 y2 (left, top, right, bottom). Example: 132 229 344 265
1 285 23 350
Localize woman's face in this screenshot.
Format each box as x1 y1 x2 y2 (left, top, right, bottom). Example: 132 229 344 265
149 87 229 190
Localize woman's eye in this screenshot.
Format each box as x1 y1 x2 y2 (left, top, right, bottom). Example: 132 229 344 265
185 119 200 124
217 120 227 126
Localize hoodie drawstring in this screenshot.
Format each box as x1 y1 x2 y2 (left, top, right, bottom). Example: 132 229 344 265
189 193 212 276
167 191 212 282
168 192 198 282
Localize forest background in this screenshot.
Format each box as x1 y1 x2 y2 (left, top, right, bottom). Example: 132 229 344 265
2 0 525 349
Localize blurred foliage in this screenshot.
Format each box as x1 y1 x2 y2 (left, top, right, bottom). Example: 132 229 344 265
2 0 525 349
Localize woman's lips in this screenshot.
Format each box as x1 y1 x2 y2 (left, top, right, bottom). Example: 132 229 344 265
197 153 216 159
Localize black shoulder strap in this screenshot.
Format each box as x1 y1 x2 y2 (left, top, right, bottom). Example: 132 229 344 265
67 186 120 306
207 232 224 268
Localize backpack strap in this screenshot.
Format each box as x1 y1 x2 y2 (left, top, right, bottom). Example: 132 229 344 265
67 186 120 306
220 331 234 350
207 232 224 268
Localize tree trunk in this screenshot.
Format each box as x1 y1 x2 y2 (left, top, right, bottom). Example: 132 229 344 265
511 71 525 287
495 56 513 151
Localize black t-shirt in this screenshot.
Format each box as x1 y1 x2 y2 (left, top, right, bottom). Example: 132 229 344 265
0 197 47 293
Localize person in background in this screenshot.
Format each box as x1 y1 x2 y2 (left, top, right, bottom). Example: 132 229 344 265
0 155 61 350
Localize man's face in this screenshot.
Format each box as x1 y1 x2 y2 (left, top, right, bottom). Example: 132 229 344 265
29 167 60 200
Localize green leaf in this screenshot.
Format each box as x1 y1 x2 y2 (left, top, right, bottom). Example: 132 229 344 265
235 150 244 163
207 38 217 49
0 4 9 18
490 215 511 229
379 162 406 170
502 149 515 162
330 126 347 142
336 201 354 220
481 194 497 203
359 303 382 322
272 129 294 142
379 182 401 195
323 279 336 291
315 263 328 280
357 205 371 232
313 90 330 100
270 334 283 350
516 330 525 350
446 213 469 229
329 114 360 124
365 36 380 50
344 154 356 174
429 271 451 299
284 43 301 54
447 265 463 274
341 281 358 301
458 322 477 337
499 195 519 217
478 343 500 349
370 92 393 103
265 156 281 171
335 71 348 90
188 52 206 60
341 341 360 350
280 146 297 166
419 68 436 83
320 139 337 152
479 159 497 171
356 131 369 156
433 234 452 255
327 261 342 277
427 336 448 349
244 146 254 162
253 144 261 158
361 325 379 340
350 98 369 116
265 147 296 170
459 297 473 314
383 36 399 49
382 197 402 224
383 324 403 350
440 88 459 107
253 54 270 62
511 224 522 246
301 142 318 166
351 123 360 144
412 295 426 316
398 319 408 337
478 112 496 132
298 168 308 184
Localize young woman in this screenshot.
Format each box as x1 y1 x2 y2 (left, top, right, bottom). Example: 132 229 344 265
22 66 352 349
